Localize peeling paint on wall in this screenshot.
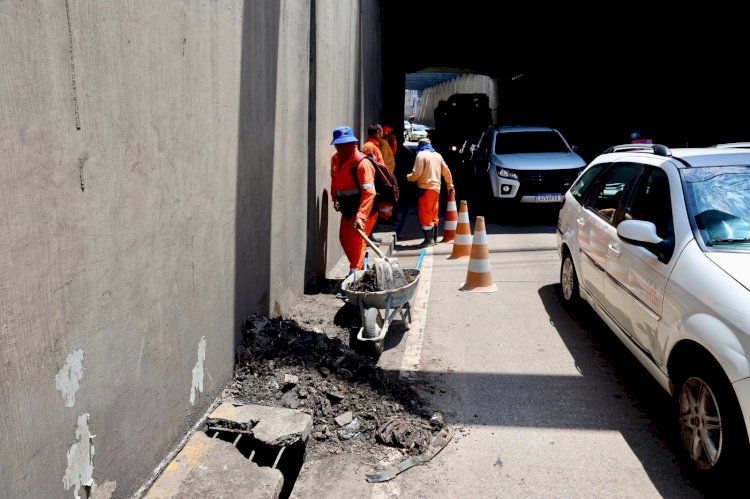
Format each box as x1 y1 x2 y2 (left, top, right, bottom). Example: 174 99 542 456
63 414 95 499
90 480 116 499
55 349 85 407
189 336 206 405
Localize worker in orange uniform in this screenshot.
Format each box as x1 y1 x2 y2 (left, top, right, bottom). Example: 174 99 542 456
379 125 396 174
407 138 454 248
362 124 387 165
359 124 386 243
330 126 378 274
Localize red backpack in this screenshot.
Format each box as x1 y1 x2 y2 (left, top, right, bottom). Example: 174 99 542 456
352 154 400 220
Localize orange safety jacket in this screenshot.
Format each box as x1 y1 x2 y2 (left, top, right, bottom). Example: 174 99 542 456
361 138 385 166
330 150 376 221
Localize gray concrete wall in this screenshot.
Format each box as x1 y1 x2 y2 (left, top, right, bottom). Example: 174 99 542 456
315 0 383 280
0 0 381 497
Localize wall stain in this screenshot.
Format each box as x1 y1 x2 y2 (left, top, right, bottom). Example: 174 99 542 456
63 414 95 499
55 349 85 408
78 153 88 192
64 0 81 130
189 336 206 405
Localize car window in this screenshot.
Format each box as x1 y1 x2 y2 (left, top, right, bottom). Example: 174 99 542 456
585 163 641 223
570 164 608 202
683 165 750 247
494 131 570 154
625 168 674 239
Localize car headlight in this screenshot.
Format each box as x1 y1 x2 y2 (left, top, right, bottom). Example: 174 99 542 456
495 166 518 180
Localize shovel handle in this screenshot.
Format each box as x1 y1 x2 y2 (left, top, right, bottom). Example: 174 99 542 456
356 228 386 259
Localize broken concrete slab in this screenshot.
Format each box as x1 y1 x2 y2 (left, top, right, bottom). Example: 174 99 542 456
209 402 313 447
144 432 283 499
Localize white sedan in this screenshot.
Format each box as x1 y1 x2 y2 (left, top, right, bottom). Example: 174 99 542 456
557 143 750 483
405 124 428 142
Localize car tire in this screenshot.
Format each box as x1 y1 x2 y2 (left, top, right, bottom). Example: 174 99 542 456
673 358 750 484
560 252 581 308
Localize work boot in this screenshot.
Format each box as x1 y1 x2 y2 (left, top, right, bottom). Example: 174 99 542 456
417 229 434 248
433 226 439 245
370 234 382 244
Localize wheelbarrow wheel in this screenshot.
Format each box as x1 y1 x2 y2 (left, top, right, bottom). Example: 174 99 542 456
363 307 384 356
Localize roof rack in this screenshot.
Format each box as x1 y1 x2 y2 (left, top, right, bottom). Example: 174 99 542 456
603 144 672 157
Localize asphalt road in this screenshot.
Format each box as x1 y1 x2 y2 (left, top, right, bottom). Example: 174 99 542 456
293 205 714 498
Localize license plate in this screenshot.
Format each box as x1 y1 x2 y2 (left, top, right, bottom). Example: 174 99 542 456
536 193 561 203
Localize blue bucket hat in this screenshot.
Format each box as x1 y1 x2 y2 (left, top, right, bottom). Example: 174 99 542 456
331 126 359 145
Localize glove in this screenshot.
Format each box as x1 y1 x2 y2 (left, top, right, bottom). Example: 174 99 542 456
354 218 365 231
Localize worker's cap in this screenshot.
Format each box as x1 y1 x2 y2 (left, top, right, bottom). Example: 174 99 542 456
382 125 393 135
331 126 359 145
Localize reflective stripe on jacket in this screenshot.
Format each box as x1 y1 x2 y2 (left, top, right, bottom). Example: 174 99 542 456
330 150 376 221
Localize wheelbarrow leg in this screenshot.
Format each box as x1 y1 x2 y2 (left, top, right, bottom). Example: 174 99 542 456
399 302 412 330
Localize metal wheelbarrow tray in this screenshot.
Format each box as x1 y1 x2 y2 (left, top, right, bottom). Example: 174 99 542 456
341 268 421 356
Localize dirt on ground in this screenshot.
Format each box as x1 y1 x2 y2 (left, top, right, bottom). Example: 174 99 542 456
221 277 444 462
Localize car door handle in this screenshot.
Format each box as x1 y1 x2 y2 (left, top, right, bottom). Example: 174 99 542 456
576 217 585 227
608 243 620 256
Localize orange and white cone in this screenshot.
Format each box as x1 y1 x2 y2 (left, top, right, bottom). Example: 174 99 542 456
441 190 458 243
447 200 472 260
460 216 497 292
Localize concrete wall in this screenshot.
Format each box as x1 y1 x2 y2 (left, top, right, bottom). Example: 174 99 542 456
0 0 381 497
315 0 383 280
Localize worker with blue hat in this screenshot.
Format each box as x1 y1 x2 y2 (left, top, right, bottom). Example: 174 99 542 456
329 126 377 274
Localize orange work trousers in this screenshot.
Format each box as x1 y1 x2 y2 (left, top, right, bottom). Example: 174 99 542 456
340 212 378 270
417 189 440 230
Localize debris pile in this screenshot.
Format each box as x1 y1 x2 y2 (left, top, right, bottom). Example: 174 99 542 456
223 313 439 461
346 268 418 293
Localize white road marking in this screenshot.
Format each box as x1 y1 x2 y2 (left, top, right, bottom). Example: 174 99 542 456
399 249 432 380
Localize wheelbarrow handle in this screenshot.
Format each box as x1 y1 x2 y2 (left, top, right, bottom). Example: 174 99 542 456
356 228 386 259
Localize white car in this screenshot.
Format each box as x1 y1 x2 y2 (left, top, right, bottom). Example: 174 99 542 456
469 125 586 213
713 142 750 149
557 143 750 482
406 124 428 142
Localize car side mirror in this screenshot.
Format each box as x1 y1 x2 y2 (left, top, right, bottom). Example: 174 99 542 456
617 220 674 262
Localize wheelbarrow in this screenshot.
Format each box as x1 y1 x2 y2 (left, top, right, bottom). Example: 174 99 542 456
340 248 426 356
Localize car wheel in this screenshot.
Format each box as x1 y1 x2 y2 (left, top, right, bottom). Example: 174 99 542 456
560 252 581 307
673 359 749 482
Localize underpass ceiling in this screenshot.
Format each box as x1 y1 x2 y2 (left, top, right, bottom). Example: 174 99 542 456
382 2 750 155
405 72 463 91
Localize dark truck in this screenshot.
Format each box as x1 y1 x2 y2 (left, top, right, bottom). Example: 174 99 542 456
429 93 493 210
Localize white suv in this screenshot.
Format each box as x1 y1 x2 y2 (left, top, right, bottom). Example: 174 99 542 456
469 126 586 215
557 143 750 482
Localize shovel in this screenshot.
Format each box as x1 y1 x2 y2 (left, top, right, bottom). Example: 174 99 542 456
356 228 407 291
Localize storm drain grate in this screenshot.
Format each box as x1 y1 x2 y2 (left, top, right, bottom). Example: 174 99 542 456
205 426 305 499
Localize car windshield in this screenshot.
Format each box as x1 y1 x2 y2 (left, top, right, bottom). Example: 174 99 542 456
494 131 570 154
412 125 426 131
683 165 750 248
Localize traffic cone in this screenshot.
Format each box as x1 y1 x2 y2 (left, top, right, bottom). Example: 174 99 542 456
460 216 497 292
441 190 458 243
447 200 472 260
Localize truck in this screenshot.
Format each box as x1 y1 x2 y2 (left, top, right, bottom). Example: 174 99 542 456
429 93 493 207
